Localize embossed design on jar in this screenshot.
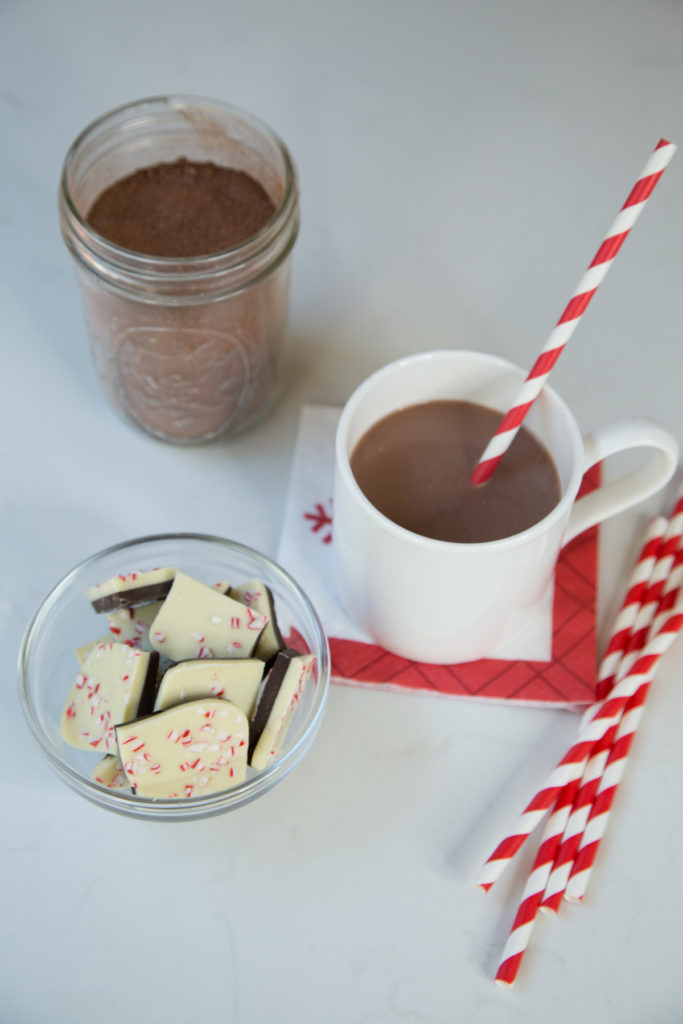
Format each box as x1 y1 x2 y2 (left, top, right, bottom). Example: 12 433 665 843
116 326 249 441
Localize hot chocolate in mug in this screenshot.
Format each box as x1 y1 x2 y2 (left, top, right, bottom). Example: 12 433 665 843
333 350 678 664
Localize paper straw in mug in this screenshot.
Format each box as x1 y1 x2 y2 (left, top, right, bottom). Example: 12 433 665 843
471 139 676 487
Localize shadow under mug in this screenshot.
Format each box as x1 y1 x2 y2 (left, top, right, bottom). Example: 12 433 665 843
333 350 679 664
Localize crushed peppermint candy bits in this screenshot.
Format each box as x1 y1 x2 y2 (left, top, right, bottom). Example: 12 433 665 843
60 566 316 800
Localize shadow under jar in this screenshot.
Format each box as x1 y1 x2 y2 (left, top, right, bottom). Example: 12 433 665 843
59 95 300 444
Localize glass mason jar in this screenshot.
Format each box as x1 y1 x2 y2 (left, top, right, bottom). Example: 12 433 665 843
59 96 300 444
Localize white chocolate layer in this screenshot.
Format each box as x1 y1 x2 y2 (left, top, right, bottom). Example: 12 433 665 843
61 642 154 752
154 659 264 717
250 653 316 771
149 571 267 661
116 699 248 798
231 579 284 662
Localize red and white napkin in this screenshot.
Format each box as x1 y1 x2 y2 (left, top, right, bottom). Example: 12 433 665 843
277 404 599 707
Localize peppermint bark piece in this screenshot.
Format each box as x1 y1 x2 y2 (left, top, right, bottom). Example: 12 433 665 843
154 659 265 717
61 642 159 752
149 571 267 661
249 650 316 771
116 698 248 798
230 579 285 663
75 636 113 665
92 754 129 790
87 568 176 613
211 581 231 594
106 584 229 652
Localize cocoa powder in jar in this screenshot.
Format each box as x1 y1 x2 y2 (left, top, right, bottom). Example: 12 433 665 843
86 159 276 257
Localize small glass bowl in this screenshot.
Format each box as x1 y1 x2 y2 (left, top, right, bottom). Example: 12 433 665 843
18 534 330 821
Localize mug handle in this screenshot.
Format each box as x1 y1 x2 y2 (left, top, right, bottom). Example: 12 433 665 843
563 419 679 545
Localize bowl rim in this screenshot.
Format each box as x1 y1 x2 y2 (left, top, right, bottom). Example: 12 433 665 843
17 532 330 820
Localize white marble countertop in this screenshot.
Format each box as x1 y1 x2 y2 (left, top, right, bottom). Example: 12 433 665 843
2 2 683 1020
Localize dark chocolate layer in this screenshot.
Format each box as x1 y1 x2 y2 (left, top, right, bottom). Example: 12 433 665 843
263 585 285 653
135 651 161 719
91 581 173 614
248 649 297 762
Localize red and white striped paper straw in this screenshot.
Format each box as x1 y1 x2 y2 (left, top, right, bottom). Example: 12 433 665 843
593 517 667 701
471 139 676 487
536 516 667 912
474 700 624 892
539 557 665 912
475 567 683 895
601 500 683 684
493 775 583 985
494 529 672 968
493 586 683 983
480 494 683 984
540 500 683 910
565 557 683 903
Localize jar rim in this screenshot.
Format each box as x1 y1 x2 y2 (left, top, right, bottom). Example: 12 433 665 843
59 94 299 276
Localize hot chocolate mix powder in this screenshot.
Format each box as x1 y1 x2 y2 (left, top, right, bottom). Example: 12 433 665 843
80 159 291 443
86 158 276 257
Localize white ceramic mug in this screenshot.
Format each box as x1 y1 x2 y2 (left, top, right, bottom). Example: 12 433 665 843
333 350 678 664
